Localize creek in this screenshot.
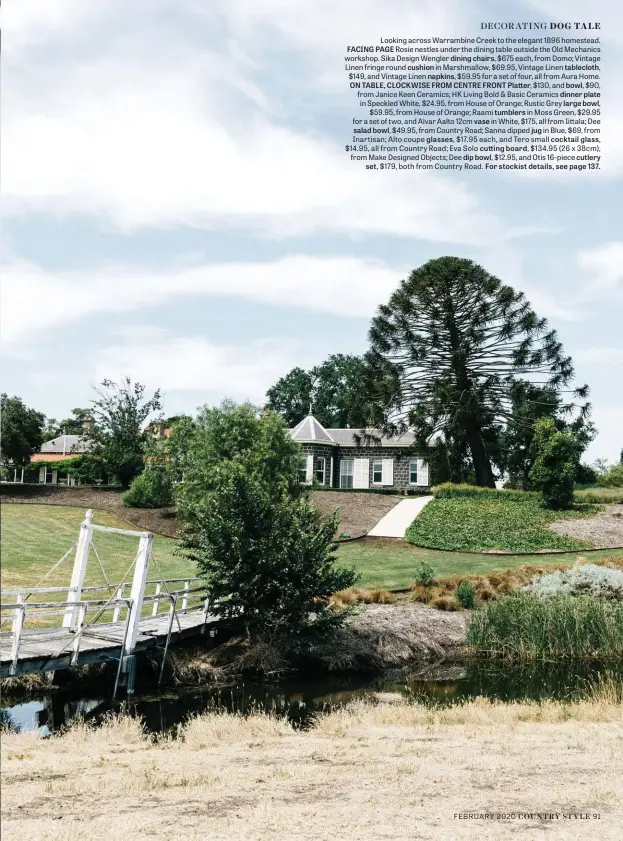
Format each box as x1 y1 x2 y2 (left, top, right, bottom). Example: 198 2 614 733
3 659 622 735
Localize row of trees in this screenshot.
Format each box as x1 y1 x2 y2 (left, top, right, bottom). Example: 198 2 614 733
1 379 164 489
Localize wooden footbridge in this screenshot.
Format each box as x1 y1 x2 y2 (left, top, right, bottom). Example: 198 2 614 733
1 510 214 694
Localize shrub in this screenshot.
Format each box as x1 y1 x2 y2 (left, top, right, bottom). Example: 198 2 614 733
468 594 623 661
432 483 537 502
529 417 582 510
456 579 476 609
575 463 598 485
177 403 357 637
123 466 173 508
525 565 623 601
597 465 623 488
414 562 435 587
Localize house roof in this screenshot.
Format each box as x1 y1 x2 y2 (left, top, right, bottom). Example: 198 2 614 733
40 435 90 455
325 428 417 448
30 453 82 463
289 416 418 448
289 415 336 445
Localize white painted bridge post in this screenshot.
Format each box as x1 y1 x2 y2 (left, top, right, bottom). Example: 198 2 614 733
63 509 94 629
124 532 153 657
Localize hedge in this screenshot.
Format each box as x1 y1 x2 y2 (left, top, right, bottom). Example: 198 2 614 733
431 483 540 502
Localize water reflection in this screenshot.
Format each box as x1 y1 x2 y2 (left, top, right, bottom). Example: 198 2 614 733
4 659 622 735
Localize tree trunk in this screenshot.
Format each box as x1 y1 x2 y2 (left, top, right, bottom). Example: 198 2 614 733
466 423 496 487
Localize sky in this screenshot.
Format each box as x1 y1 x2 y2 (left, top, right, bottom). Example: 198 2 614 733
1 0 622 464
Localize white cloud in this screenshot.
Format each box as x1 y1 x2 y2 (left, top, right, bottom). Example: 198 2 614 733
575 347 623 365
577 242 623 298
0 254 404 349
1 0 513 242
96 333 318 404
585 407 623 462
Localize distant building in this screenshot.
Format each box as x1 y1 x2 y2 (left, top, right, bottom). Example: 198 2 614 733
289 414 430 490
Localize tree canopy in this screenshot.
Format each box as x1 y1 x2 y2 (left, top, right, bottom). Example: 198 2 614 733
266 354 372 428
175 402 357 637
365 257 588 487
0 394 45 468
42 408 94 441
84 378 162 488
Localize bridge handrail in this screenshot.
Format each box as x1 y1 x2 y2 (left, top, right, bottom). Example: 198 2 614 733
2 577 204 597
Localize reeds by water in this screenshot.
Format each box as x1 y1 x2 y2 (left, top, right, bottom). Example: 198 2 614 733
467 594 623 662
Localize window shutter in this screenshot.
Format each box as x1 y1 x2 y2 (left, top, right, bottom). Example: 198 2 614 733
39 467 45 483
330 457 334 488
353 458 370 489
305 455 314 483
382 458 394 486
417 458 429 486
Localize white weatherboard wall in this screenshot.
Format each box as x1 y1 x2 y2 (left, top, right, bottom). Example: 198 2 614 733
353 458 370 489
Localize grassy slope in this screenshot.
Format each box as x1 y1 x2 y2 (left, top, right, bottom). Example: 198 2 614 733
336 539 623 590
4 502 623 594
405 496 599 553
0 504 195 591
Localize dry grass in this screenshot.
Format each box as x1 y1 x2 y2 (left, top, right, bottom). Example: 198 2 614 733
2 686 623 841
407 554 623 608
332 587 397 606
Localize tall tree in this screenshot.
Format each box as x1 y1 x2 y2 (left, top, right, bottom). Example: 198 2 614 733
0 394 45 468
85 378 162 488
365 257 588 487
266 354 372 428
176 402 356 638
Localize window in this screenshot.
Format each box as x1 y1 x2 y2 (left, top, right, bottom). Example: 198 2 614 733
340 459 354 489
314 456 326 485
372 461 383 484
299 460 308 484
409 460 418 485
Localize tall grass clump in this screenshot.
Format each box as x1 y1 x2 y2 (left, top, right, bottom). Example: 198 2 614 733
467 594 623 662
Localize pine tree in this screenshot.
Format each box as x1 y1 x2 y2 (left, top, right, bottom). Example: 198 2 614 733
365 257 588 487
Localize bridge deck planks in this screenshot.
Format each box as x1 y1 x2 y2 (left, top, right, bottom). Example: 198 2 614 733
0 611 211 677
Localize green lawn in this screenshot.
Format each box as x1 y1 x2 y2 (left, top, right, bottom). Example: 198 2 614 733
405 496 599 553
1 504 196 592
336 540 623 590
3 503 622 599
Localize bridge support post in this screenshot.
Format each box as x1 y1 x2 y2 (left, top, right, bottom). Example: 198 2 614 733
124 532 153 659
63 510 94 629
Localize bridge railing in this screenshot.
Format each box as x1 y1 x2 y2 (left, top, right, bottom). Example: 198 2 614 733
0 585 212 682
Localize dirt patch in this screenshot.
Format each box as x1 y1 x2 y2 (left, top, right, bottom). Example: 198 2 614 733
311 491 400 538
550 505 623 549
316 602 469 671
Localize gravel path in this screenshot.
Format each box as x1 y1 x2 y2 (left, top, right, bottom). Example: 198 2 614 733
550 504 623 549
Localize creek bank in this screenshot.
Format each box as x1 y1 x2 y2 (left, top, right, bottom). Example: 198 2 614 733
165 602 470 683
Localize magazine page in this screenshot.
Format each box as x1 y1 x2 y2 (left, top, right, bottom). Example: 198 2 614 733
1 1 621 839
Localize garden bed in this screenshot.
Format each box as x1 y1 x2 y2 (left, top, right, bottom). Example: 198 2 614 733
405 495 601 553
